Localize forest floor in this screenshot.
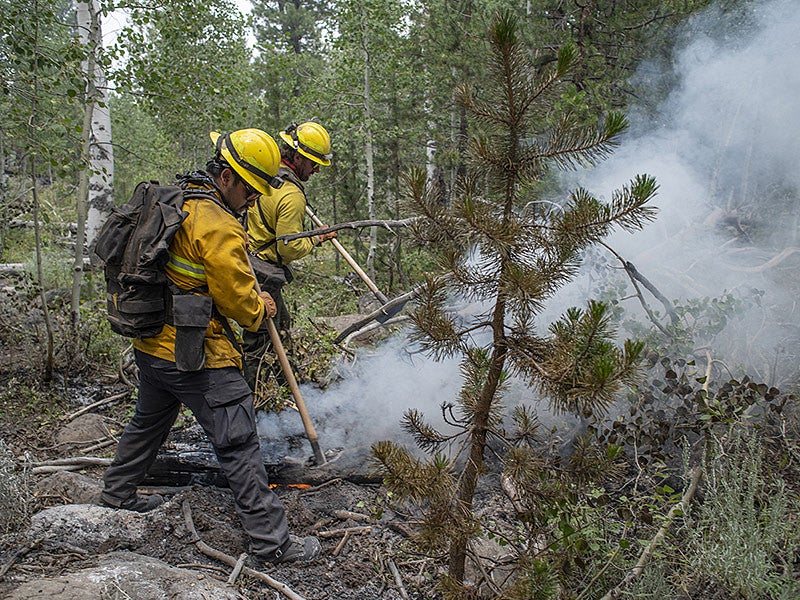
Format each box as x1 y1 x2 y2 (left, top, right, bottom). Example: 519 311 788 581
0 351 462 600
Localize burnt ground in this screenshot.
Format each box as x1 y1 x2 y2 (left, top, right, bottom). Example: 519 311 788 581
0 479 429 599
0 360 453 600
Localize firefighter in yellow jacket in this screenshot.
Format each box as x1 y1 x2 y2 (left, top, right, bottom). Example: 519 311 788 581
100 129 321 565
243 121 337 389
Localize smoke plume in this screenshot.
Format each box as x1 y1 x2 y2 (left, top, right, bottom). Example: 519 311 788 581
259 0 800 456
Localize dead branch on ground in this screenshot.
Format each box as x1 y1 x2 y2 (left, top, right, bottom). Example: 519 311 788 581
30 456 112 473
598 465 703 600
387 557 410 600
0 537 44 578
226 552 248 585
333 531 350 556
318 525 372 538
341 315 410 347
724 246 800 272
334 288 420 344
181 499 306 600
60 390 132 422
332 509 373 523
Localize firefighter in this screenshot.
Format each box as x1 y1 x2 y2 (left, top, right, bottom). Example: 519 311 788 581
243 120 337 390
100 129 321 565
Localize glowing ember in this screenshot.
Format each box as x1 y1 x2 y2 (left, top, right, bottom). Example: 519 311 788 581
268 483 312 490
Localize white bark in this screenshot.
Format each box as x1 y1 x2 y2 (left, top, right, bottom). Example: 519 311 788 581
77 0 114 250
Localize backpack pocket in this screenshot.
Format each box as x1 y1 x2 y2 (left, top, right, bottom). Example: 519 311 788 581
106 266 167 338
173 294 212 372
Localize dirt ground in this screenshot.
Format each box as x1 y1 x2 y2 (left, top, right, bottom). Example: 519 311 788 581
0 364 443 600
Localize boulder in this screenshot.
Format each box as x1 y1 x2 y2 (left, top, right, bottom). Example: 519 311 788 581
6 551 240 599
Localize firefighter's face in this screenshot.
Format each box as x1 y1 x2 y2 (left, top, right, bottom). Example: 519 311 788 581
222 168 260 215
292 153 321 182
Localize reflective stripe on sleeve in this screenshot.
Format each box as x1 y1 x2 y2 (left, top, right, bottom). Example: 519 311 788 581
167 252 207 282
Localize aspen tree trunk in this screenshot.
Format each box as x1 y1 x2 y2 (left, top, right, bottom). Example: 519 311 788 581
78 0 114 249
73 0 113 334
425 87 436 183
0 133 7 258
363 23 377 280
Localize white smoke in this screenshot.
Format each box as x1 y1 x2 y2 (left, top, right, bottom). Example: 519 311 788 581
259 0 800 455
557 0 800 387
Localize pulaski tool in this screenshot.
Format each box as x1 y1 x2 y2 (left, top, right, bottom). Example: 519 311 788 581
248 261 326 466
304 205 407 324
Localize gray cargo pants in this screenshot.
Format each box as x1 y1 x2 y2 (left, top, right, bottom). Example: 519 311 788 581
101 350 290 560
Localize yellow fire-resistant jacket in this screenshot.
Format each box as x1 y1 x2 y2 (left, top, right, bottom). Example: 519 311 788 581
134 186 266 370
246 166 316 264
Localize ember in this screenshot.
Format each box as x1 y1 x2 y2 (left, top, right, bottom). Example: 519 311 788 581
268 483 312 490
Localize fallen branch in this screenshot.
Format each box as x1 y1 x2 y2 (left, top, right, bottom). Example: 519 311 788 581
0 536 43 579
332 509 373 523
342 315 410 346
334 287 420 344
79 438 116 453
318 526 372 539
724 246 800 272
333 531 350 557
387 557 410 600
599 465 703 600
181 499 306 600
386 521 415 538
278 218 417 244
30 465 81 474
31 456 113 468
60 390 132 422
226 552 248 585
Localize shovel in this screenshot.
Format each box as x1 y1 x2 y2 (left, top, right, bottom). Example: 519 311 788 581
248 262 326 466
305 206 407 323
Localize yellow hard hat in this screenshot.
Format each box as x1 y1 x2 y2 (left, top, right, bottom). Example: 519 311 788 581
279 121 332 167
210 129 283 196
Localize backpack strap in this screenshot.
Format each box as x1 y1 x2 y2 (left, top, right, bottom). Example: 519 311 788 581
252 198 278 258
251 165 308 264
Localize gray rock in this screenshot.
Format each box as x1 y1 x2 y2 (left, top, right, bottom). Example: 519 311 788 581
6 551 241 599
56 413 115 446
27 503 153 551
35 470 103 505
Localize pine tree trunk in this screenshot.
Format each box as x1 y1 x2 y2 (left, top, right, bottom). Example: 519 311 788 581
447 296 508 583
